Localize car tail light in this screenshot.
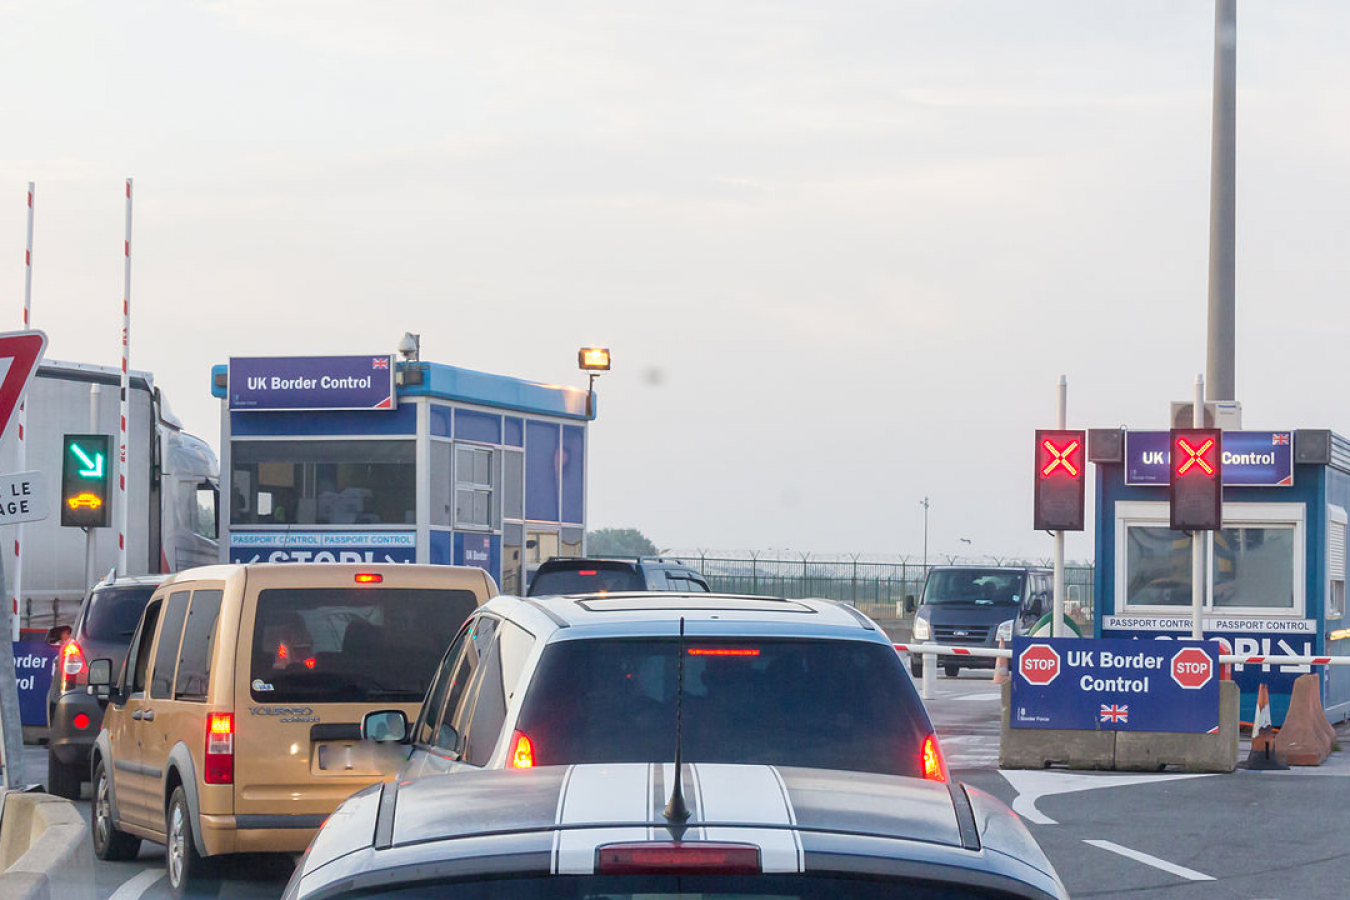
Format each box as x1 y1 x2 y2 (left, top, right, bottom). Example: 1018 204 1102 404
355 573 383 584
72 713 91 730
509 731 534 769
687 648 760 657
597 842 761 875
922 733 947 782
205 713 234 784
60 640 87 692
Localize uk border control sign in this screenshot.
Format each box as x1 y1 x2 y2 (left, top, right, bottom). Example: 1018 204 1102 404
229 355 396 411
1010 637 1221 733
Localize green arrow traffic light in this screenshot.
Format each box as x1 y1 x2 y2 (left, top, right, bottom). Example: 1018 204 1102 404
70 442 105 479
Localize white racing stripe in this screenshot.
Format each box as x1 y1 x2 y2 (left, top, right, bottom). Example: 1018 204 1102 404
1083 839 1215 881
554 764 652 874
693 764 802 873
108 868 165 900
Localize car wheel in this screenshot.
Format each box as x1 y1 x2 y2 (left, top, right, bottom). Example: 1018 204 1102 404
943 664 960 678
910 659 922 679
166 786 220 899
47 747 83 800
91 760 141 861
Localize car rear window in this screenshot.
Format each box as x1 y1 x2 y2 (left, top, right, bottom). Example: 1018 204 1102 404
514 638 931 777
355 875 1013 899
529 563 644 596
81 586 156 642
250 588 479 703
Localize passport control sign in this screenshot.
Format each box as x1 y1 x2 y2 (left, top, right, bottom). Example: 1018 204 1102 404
1010 637 1220 733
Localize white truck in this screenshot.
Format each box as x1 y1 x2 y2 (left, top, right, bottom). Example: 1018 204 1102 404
0 359 218 629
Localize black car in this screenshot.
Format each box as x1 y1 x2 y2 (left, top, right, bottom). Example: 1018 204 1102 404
44 574 164 798
527 557 710 596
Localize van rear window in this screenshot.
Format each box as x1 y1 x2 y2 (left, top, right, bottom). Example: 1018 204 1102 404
529 563 644 596
250 588 478 703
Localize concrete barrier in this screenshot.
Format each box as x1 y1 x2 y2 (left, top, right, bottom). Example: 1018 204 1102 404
999 681 1240 773
0 791 94 900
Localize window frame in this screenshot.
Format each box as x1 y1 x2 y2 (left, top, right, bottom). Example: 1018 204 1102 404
174 589 225 701
1328 505 1347 621
1115 500 1306 617
124 598 164 697
454 443 496 531
149 591 193 700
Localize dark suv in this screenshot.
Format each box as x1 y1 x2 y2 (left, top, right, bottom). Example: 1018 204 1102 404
44 574 164 798
526 557 710 596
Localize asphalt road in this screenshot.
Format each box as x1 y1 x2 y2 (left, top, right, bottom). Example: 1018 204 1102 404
20 671 1350 900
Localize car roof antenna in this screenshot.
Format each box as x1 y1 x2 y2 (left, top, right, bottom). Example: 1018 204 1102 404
663 616 691 829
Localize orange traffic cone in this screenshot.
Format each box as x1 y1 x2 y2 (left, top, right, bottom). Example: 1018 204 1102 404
991 639 1009 685
1242 683 1286 770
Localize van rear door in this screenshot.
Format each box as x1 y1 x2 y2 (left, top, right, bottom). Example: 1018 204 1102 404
233 576 482 821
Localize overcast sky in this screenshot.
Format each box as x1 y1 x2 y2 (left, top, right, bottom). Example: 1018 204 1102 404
2 1 1348 560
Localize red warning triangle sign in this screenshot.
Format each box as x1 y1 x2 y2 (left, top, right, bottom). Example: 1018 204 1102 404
0 329 48 442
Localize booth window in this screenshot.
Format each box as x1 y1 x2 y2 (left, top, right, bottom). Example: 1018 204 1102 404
455 445 495 529
232 440 415 526
1125 527 1193 607
1330 506 1347 620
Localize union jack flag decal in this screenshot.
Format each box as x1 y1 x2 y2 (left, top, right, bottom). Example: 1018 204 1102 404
1272 433 1289 445
1100 704 1129 724
372 357 390 369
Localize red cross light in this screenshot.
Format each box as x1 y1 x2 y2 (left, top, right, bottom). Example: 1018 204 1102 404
1041 439 1080 478
1176 438 1215 477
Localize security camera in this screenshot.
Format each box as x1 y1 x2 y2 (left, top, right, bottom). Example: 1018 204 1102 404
397 332 420 361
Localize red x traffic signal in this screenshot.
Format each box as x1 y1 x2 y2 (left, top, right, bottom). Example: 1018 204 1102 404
1170 428 1222 531
1034 430 1085 532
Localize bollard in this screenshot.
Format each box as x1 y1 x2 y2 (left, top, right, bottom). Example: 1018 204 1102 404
922 647 935 700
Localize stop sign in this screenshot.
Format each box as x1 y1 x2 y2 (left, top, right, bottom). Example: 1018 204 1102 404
1018 644 1061 686
1170 646 1214 690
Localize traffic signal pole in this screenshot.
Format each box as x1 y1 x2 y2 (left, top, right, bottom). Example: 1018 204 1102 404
1053 376 1067 638
85 385 100 592
1191 375 1206 640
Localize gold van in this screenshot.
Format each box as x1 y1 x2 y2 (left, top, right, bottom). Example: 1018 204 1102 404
86 562 495 897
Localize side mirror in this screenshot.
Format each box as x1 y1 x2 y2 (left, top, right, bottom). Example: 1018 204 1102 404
46 624 72 646
87 658 116 700
361 709 409 743
904 595 916 613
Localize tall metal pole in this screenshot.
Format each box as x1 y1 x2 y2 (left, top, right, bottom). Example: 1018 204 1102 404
920 497 929 573
1205 0 1237 402
12 183 34 642
1052 376 1067 638
85 386 101 593
117 179 132 575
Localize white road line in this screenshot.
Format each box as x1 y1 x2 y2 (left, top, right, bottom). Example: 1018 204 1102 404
1083 839 1215 882
1000 770 1212 826
108 868 165 900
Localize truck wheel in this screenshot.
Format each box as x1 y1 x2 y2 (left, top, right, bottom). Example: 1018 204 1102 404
166 786 220 899
92 760 141 861
943 664 960 678
910 658 922 679
47 748 83 800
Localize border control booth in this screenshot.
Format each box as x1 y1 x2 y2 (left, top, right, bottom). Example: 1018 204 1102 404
1092 428 1350 726
211 355 593 594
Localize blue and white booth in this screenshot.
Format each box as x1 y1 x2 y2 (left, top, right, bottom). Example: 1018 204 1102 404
1092 428 1350 726
211 355 593 594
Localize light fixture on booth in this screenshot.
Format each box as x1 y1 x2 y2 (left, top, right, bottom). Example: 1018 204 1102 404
578 347 611 417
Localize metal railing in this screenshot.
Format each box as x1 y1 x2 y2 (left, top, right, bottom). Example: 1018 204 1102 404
670 551 1095 623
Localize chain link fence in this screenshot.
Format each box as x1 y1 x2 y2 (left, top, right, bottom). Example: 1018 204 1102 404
669 552 1095 626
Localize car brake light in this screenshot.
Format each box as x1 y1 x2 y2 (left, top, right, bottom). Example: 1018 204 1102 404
355 573 383 584
304 657 316 669
509 731 534 769
72 713 91 730
60 640 87 692
205 713 234 784
687 648 760 657
922 733 947 782
577 570 598 576
597 842 761 875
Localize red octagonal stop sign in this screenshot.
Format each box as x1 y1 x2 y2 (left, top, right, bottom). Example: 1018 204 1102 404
1018 644 1061 686
1170 646 1214 690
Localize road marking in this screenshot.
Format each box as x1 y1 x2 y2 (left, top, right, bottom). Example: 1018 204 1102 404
1083 839 1215 881
1000 770 1212 825
108 868 164 900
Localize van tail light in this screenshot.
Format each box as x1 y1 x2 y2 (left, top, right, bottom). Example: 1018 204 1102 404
597 842 761 875
60 640 87 692
921 733 947 782
509 731 534 769
355 573 383 584
205 713 234 784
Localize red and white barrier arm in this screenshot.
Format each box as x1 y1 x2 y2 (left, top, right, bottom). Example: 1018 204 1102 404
893 643 1350 667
